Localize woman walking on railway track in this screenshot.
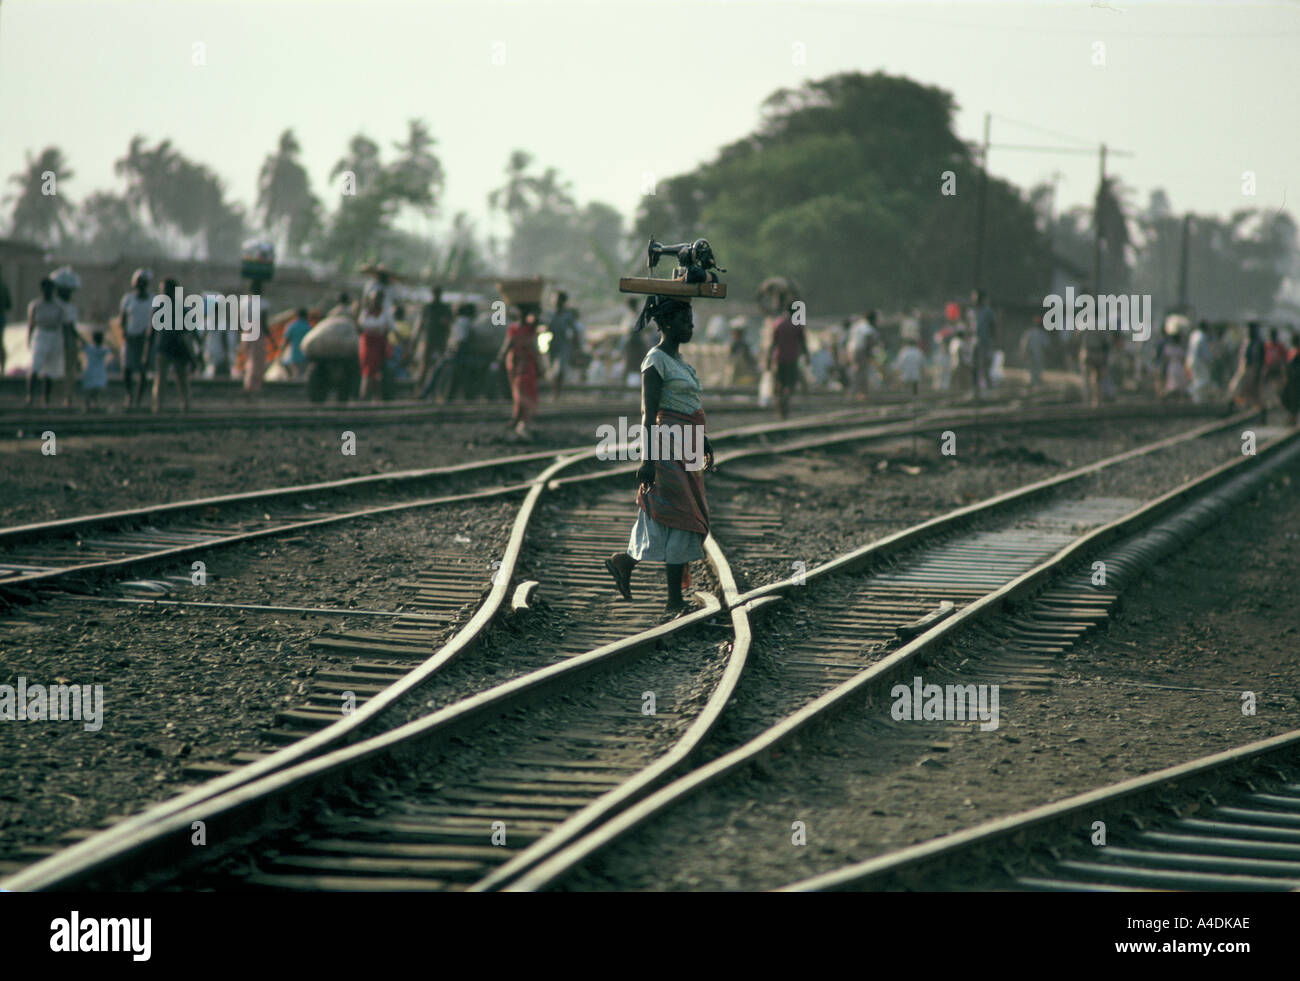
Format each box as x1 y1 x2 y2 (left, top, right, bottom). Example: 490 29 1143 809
357 288 394 401
25 277 65 407
51 267 81 408
1229 321 1266 412
498 306 540 437
606 295 715 617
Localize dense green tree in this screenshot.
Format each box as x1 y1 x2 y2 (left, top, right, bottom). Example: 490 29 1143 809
633 71 1051 314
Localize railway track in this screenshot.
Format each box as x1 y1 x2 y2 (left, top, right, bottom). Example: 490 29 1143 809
0 403 910 601
0 407 1271 891
482 416 1297 891
0 400 896 880
0 387 926 437
782 729 1300 891
0 397 1173 602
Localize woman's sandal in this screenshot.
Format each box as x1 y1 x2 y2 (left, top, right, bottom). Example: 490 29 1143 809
660 600 690 621
605 555 633 601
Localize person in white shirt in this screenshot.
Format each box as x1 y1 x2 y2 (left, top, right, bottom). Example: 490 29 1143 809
358 289 396 401
894 340 925 396
120 268 155 407
27 278 65 406
932 331 952 391
950 329 972 393
51 266 81 407
1186 321 1215 404
846 311 878 400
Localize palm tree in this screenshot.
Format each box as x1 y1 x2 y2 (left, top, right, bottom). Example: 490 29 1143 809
387 119 444 214
330 134 383 197
488 150 539 221
5 147 75 245
115 135 177 228
257 129 321 255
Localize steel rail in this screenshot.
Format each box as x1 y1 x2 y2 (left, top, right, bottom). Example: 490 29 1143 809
0 401 1054 867
0 386 1044 437
0 404 1250 889
0 398 1073 889
502 415 1293 890
0 405 913 597
0 578 735 890
469 536 770 891
2 398 1173 599
780 729 1300 891
0 451 580 891
0 402 911 549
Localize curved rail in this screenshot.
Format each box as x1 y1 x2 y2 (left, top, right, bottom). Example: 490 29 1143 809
2 545 740 890
0 402 1249 890
0 450 582 891
501 414 1294 890
470 535 770 891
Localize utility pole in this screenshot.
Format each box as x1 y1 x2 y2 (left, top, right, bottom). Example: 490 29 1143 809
1176 214 1191 310
972 113 991 288
982 121 1132 298
1091 142 1108 296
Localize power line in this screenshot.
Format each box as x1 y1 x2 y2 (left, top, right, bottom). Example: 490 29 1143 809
989 143 1135 157
990 114 1097 149
862 8 1300 39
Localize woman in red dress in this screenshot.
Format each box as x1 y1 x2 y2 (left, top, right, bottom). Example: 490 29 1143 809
498 307 539 436
358 289 393 401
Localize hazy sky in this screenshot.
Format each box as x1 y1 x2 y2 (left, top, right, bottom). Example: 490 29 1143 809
3 0 1299 243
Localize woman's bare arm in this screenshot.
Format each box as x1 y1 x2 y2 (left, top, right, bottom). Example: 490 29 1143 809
637 363 663 487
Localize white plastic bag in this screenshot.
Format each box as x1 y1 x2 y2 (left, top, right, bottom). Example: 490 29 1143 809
301 315 359 360
758 369 774 407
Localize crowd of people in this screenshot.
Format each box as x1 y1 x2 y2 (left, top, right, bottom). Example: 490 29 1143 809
7 259 1299 429
732 291 1300 425
721 288 1005 418
17 265 98 409
5 264 278 411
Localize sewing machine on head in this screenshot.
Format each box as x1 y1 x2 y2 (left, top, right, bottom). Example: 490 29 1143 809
619 237 728 299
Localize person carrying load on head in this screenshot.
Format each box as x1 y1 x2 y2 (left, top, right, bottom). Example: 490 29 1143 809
51 266 81 407
497 305 540 437
605 294 715 617
607 237 725 617
26 277 65 407
358 286 394 401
